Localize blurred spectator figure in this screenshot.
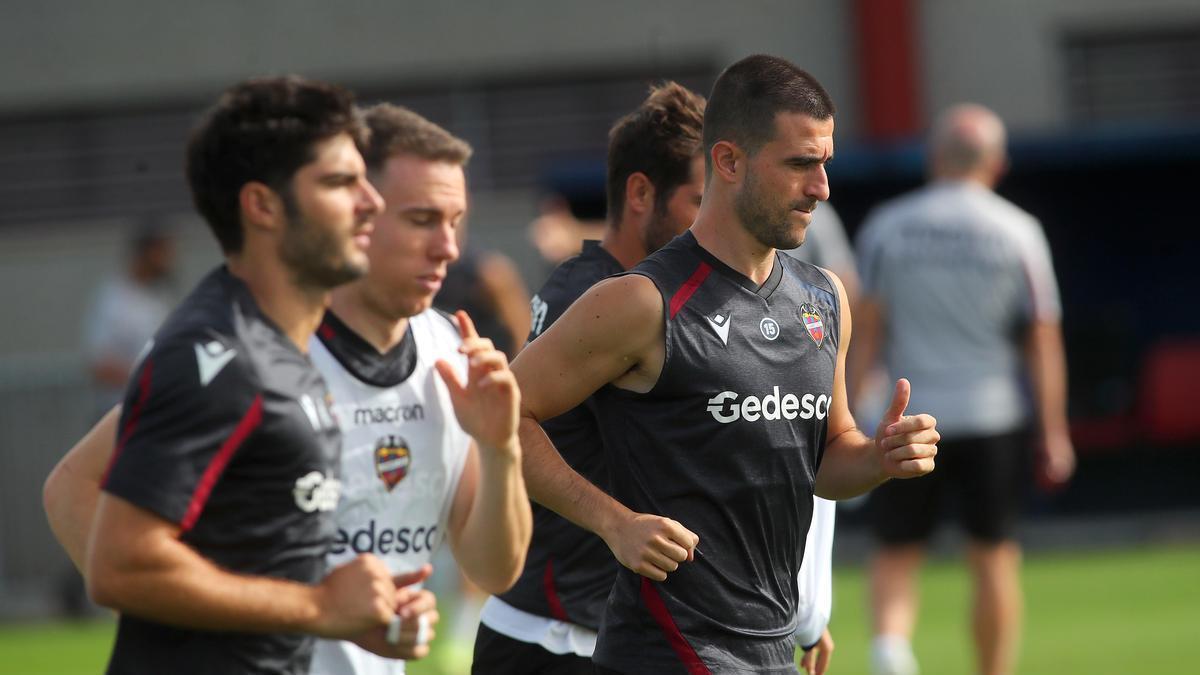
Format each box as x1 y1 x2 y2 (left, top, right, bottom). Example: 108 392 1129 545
81 220 176 417
852 104 1075 675
434 220 531 358
526 194 606 270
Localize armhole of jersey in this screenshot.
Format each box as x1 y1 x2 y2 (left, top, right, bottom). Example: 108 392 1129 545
609 270 672 399
430 307 459 332
812 264 842 349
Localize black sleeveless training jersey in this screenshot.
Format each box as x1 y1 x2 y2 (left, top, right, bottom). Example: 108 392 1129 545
101 266 343 675
591 231 840 674
497 240 625 630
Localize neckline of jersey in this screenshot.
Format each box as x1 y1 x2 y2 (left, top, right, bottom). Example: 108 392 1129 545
218 265 310 359
581 239 625 272
680 231 784 300
316 310 419 388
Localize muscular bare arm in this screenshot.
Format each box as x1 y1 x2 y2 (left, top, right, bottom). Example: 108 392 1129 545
816 271 939 499
511 274 698 580
44 401 411 646
87 494 397 637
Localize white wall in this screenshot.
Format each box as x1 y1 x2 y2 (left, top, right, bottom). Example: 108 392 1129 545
918 0 1200 132
0 0 858 131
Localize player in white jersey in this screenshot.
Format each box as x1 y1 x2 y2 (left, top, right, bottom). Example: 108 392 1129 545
42 102 533 674
299 102 536 675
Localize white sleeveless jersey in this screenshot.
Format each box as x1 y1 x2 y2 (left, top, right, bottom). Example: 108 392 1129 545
308 309 471 675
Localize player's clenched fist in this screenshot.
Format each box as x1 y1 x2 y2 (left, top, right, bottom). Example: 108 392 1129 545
309 553 397 638
436 310 521 459
604 511 699 582
352 565 440 660
874 378 939 479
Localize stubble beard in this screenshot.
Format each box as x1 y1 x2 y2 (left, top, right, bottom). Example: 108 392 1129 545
279 196 368 291
733 168 807 251
642 196 683 256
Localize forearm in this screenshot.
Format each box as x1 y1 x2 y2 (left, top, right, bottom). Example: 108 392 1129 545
44 405 121 572
519 416 631 541
1026 321 1070 439
453 447 532 594
814 427 886 500
43 460 100 572
87 529 324 634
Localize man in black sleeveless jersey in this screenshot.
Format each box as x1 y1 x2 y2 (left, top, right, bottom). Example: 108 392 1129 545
511 56 940 674
42 78 426 675
473 82 706 674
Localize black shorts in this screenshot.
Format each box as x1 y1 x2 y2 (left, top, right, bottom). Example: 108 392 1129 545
472 623 595 675
869 429 1031 544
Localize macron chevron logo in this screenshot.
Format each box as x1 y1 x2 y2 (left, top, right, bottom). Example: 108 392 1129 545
195 340 236 387
705 311 731 346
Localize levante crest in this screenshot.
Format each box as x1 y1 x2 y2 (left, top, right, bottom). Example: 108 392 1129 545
799 303 824 348
375 435 412 491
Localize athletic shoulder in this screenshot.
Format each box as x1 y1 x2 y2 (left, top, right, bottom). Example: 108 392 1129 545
626 231 704 295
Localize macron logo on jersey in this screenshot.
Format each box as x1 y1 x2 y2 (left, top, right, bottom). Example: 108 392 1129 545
706 386 830 424
195 341 236 387
705 310 731 345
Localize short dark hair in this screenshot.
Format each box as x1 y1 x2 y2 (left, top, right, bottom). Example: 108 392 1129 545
606 81 706 223
360 103 472 173
703 55 835 175
185 76 366 253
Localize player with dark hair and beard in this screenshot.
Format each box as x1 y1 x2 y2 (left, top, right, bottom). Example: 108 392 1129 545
45 100 533 675
472 81 706 674
511 55 940 673
42 77 427 675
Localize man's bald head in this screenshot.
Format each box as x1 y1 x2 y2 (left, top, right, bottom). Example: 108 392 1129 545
929 103 1007 185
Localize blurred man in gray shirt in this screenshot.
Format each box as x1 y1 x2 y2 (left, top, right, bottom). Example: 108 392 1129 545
850 104 1074 675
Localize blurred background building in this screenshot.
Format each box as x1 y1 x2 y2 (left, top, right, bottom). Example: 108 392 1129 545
2 0 1199 620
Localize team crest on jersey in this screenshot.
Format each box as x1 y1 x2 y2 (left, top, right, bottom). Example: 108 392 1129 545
800 303 824 348
375 435 412 491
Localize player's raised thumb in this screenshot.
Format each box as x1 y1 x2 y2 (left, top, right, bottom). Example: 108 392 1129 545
883 378 911 424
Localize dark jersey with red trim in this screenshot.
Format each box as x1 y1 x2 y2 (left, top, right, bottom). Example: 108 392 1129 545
496 240 624 630
101 266 342 675
591 231 840 674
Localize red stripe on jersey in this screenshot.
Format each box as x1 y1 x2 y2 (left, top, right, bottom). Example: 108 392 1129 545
179 394 264 533
101 358 154 487
543 558 569 622
640 577 711 674
669 262 712 319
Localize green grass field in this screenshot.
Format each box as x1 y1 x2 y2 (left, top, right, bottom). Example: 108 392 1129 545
3 544 1197 674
